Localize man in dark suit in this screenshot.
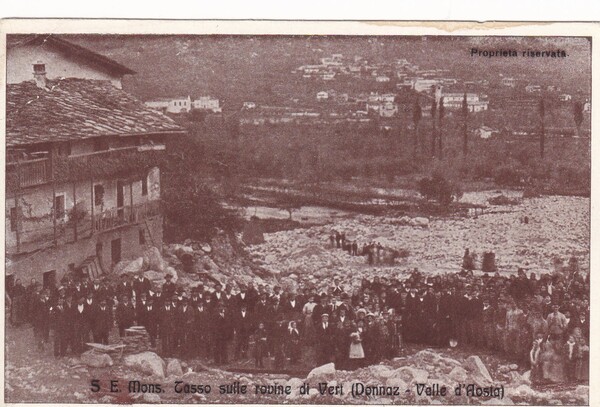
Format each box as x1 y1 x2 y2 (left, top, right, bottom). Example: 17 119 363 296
235 284 253 313
283 292 303 321
159 298 176 356
116 275 134 301
312 293 333 325
72 296 88 353
213 305 234 365
116 295 136 338
174 297 194 355
51 297 70 357
193 300 210 358
137 296 158 347
133 272 152 298
234 304 253 359
314 313 336 366
211 283 225 307
162 274 176 300
92 299 113 345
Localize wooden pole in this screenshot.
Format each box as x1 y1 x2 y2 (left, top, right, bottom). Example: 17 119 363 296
90 179 94 237
73 181 78 242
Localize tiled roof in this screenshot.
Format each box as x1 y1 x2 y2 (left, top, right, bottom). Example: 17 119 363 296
7 78 185 147
8 34 136 76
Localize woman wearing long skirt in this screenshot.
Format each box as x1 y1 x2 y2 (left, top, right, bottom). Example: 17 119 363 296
302 296 317 345
348 329 365 370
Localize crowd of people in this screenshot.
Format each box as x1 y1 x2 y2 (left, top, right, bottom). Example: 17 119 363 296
7 242 589 385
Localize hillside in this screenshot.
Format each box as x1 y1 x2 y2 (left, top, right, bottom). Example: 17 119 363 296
67 35 591 106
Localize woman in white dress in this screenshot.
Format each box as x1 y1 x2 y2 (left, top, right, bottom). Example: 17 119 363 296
348 321 366 370
302 295 317 344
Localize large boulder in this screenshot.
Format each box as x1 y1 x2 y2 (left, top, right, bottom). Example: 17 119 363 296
391 366 429 384
166 359 183 377
122 257 145 274
143 247 165 272
464 355 493 385
448 366 468 383
307 363 336 380
80 350 113 368
123 352 166 378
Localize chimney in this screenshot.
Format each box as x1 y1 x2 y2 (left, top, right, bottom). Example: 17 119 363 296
33 62 47 89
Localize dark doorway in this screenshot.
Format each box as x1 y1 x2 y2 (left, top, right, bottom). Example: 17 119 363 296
111 238 121 265
117 181 124 220
43 270 57 289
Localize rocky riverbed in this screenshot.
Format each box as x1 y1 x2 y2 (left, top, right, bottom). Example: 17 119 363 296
248 195 589 292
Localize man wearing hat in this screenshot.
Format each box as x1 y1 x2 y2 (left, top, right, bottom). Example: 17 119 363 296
51 297 70 357
314 313 335 366
312 293 333 325
233 304 253 360
116 275 134 301
175 295 194 355
116 295 136 338
92 299 113 345
213 304 234 365
159 296 176 356
133 271 152 298
163 274 176 299
211 282 224 304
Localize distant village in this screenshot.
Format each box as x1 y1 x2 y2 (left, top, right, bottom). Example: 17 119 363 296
144 53 591 139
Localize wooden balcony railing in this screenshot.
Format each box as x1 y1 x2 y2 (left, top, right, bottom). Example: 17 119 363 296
93 200 162 233
6 158 52 188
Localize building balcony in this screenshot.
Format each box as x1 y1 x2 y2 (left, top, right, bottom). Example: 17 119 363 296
6 145 165 192
6 200 162 257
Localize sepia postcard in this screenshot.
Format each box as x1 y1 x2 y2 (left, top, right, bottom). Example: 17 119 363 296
1 20 597 406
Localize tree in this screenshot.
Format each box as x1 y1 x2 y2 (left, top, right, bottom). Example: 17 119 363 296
573 101 584 138
417 172 463 206
438 97 445 159
462 92 469 155
430 97 437 158
539 98 546 159
412 99 422 154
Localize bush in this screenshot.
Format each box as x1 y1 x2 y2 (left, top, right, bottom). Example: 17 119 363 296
417 172 463 206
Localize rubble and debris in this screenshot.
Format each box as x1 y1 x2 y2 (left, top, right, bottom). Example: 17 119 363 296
123 351 166 378
80 350 113 368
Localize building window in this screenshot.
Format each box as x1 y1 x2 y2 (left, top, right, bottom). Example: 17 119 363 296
94 184 105 206
139 229 146 245
141 176 148 196
54 195 65 219
10 207 18 232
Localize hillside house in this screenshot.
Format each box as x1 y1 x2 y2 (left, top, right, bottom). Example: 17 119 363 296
7 34 135 89
317 91 329 101
440 92 489 112
501 77 517 88
6 59 184 287
193 96 222 113
559 94 572 102
145 96 191 114
525 84 542 93
243 101 257 109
